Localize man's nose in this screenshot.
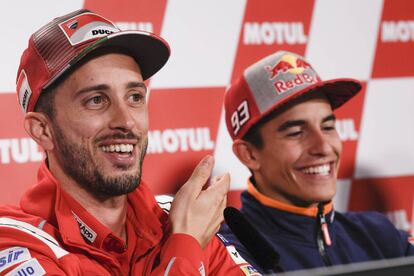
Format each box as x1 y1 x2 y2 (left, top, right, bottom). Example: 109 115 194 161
308 130 333 156
108 102 135 131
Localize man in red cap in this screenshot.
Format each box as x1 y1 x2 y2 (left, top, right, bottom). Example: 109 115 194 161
0 9 255 275
219 50 414 273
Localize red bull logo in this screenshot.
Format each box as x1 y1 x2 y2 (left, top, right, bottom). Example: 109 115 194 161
265 54 311 79
265 54 318 95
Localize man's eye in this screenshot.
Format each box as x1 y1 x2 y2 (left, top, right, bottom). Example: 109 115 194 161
130 93 144 103
86 95 107 108
91 96 102 104
323 124 336 131
287 131 302 137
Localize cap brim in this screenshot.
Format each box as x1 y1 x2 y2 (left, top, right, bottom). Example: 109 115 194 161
269 78 362 114
239 78 362 139
65 30 170 82
314 78 362 109
100 30 170 80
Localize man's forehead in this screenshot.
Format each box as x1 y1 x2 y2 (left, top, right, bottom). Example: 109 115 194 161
266 90 332 121
284 90 331 111
56 48 143 87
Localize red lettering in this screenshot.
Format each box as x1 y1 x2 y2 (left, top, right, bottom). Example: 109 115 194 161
293 75 304 85
274 81 286 93
302 74 315 83
285 80 294 89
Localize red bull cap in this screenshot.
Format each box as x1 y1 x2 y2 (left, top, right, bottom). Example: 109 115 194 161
16 9 170 113
224 51 362 140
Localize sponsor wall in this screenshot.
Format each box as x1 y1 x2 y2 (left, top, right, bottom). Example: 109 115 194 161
0 0 413 235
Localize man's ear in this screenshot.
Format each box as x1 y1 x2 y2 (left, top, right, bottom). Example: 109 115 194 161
24 112 54 151
232 139 260 171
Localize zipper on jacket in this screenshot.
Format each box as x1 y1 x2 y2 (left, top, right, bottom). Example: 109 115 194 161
317 203 333 266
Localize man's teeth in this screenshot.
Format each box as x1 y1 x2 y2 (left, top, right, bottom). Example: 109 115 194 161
301 164 330 175
101 144 134 153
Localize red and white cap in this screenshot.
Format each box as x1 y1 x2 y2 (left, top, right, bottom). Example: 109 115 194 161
224 51 362 140
16 9 170 113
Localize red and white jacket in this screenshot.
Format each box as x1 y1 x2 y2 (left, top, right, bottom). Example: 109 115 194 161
0 162 257 275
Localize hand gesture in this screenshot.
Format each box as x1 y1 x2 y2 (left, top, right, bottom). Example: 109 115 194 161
169 155 230 248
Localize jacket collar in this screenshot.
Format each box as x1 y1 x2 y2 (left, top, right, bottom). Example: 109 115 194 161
19 161 166 253
247 180 333 217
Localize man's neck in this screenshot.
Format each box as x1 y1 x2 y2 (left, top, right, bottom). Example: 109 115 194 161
49 160 128 241
69 187 129 241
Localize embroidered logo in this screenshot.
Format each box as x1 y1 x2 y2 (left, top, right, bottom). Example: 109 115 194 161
59 12 118 46
226 245 247 265
0 247 31 273
16 70 32 112
4 258 45 276
72 212 97 243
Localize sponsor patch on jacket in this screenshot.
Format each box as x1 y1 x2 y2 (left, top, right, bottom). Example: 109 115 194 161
226 245 247 265
0 247 32 273
0 218 68 259
240 264 261 276
72 212 97 243
4 258 45 276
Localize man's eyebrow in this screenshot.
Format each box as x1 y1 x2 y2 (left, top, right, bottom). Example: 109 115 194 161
277 120 306 132
75 84 110 96
126 81 147 90
277 114 337 132
74 82 147 97
323 114 336 123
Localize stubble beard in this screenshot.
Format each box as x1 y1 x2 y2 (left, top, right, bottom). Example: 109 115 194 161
52 123 147 199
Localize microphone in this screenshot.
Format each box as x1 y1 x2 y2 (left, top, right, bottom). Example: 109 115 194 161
224 207 283 274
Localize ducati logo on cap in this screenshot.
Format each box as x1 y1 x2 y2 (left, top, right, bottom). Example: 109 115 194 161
59 12 119 46
67 20 78 29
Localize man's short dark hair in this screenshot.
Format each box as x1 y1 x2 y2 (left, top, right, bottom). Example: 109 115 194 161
34 85 56 119
242 100 290 149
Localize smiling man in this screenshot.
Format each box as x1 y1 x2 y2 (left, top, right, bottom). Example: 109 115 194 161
0 9 252 275
219 50 414 273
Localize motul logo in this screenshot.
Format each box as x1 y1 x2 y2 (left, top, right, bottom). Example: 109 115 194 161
148 127 215 154
336 119 358 141
244 22 307 45
0 138 43 164
381 20 414 42
116 21 153 32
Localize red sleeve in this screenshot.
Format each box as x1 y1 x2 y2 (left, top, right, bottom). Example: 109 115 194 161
151 233 205 275
0 230 80 275
203 236 262 276
150 233 262 275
